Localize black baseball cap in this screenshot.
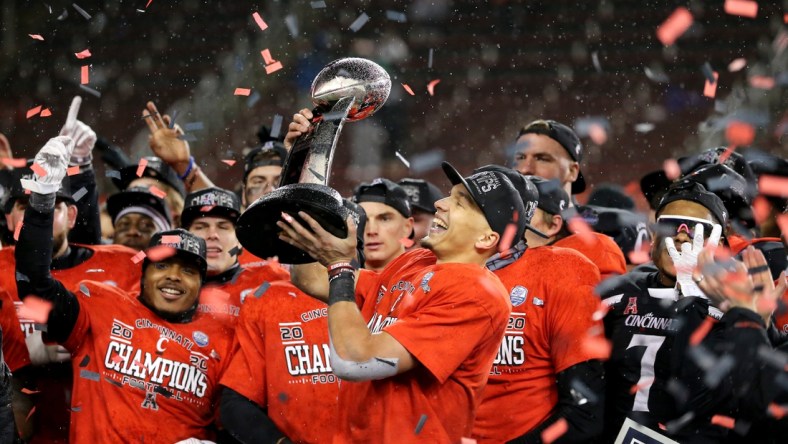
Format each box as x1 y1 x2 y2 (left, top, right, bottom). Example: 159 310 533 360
679 147 757 186
472 165 547 238
107 186 173 231
526 176 570 216
353 178 412 218
397 178 443 214
243 141 287 182
144 228 208 280
113 156 186 198
683 164 753 226
657 180 728 228
181 187 241 229
3 161 74 213
442 162 527 241
518 119 586 194
640 169 673 211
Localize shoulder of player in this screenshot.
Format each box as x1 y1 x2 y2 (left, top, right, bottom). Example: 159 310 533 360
382 248 436 274
73 243 138 257
240 280 322 310
76 280 136 306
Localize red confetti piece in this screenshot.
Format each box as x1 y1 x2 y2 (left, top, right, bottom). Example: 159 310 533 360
628 249 650 265
588 123 608 145
759 175 788 198
399 237 415 248
727 58 747 72
769 403 786 419
261 49 275 65
717 145 737 164
13 221 23 241
581 335 612 360
111 355 124 364
40 108 52 117
29 34 44 41
31 163 47 177
540 418 568 444
149 185 167 199
145 0 153 8
221 159 236 166
752 196 771 226
234 88 251 96
460 438 477 444
629 377 655 394
26 406 36 422
265 61 283 74
67 165 81 176
160 235 181 244
778 214 788 237
131 250 147 264
711 414 736 429
402 83 415 95
498 223 517 254
26 106 42 119
724 0 758 18
749 75 775 90
75 49 91 59
21 388 40 395
690 317 716 345
80 66 89 85
568 217 596 246
200 205 215 212
427 79 441 96
663 158 681 180
252 12 268 31
136 158 148 177
146 246 175 262
703 71 719 98
17 297 53 324
2 158 27 168
725 121 755 146
656 7 693 46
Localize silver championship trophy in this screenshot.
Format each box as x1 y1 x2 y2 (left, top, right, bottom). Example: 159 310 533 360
236 58 391 263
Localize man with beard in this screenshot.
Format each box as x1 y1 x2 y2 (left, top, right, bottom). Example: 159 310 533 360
108 186 173 251
15 134 234 442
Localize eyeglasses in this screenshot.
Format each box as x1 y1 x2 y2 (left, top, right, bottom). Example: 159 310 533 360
655 215 715 239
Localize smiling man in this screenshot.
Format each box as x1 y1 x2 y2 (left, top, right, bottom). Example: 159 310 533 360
15 135 235 442
281 162 525 442
181 187 289 322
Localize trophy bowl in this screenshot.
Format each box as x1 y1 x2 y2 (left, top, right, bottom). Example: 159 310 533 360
311 57 391 122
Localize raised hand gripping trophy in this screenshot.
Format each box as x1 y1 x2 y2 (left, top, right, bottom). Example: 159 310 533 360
236 58 391 263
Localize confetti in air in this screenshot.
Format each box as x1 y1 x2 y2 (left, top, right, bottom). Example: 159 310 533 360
401 84 415 95
349 12 370 32
252 12 268 31
656 7 693 46
427 79 441 96
703 71 719 98
234 88 251 96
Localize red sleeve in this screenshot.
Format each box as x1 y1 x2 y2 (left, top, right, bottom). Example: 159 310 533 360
548 257 605 372
384 269 508 383
0 290 30 371
219 297 267 406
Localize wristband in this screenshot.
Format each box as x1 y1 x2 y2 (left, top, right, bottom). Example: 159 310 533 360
328 261 355 272
178 156 195 181
328 272 356 306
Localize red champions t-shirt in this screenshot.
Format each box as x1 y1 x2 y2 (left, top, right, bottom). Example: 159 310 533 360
197 263 290 323
335 249 511 444
473 246 604 442
62 281 234 443
0 244 143 443
553 232 626 278
220 281 338 443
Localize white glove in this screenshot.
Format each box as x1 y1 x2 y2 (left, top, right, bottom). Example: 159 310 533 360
665 223 722 297
59 97 95 166
20 135 74 194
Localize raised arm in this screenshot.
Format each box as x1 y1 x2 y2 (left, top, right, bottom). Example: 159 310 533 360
59 96 101 245
15 136 81 343
142 101 216 192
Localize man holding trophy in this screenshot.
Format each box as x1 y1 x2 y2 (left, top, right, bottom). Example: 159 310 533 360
237 58 524 442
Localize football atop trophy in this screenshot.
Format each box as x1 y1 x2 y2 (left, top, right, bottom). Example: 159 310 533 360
236 57 391 264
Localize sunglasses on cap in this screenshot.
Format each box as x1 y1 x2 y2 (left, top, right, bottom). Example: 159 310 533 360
655 215 715 239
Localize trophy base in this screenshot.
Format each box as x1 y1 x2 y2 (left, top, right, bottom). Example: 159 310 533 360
236 183 348 264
